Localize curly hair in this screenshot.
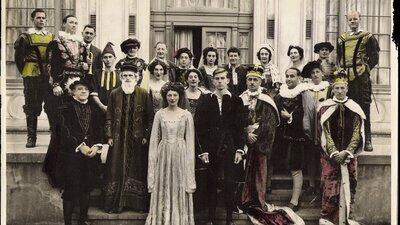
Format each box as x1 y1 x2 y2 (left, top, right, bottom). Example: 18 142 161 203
161 82 186 108
287 45 304 60
184 69 203 82
148 59 167 75
202 47 219 65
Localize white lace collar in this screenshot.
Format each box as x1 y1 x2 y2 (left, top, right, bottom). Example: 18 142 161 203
27 28 48 35
279 83 309 98
58 31 81 42
308 81 330 92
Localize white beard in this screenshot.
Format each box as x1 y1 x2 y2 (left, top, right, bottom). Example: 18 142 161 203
121 80 137 94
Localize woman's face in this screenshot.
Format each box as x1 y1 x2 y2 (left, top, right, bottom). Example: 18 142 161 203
206 51 217 65
179 53 191 68
187 72 200 87
153 64 164 80
72 84 89 101
259 48 270 64
166 90 180 107
289 48 301 62
311 68 323 85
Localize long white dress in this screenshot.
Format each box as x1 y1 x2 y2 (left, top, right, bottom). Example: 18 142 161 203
146 109 196 225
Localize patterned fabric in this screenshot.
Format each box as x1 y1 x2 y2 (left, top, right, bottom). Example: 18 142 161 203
146 109 195 225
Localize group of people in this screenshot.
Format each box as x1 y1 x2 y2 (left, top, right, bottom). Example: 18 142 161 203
14 8 380 225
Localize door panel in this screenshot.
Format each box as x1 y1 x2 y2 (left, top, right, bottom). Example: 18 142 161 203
202 27 231 65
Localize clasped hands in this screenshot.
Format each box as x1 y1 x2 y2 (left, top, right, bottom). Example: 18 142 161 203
332 151 351 165
79 145 99 158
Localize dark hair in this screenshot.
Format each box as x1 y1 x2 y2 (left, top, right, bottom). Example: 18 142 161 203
184 69 202 82
227 47 240 56
69 79 93 92
161 82 186 107
31 9 46 19
202 47 219 65
174 48 193 59
148 59 167 75
212 67 230 79
256 47 272 62
285 67 302 77
83 24 96 32
62 15 76 24
287 45 304 60
302 60 323 78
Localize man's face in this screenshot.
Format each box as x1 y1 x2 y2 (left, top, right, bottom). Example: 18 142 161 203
64 16 78 34
82 27 96 44
32 12 46 29
187 72 200 87
289 48 301 62
311 68 323 85
318 47 330 60
179 53 191 68
153 65 164 80
206 51 217 65
228 52 240 66
285 69 301 89
102 53 116 68
155 43 167 59
259 48 270 64
246 76 262 92
121 70 139 83
72 84 89 101
333 83 348 100
127 46 139 57
347 12 360 32
213 72 229 91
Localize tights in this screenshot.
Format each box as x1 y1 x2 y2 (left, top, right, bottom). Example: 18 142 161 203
63 192 90 225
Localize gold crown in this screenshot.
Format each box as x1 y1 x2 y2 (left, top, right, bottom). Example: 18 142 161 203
332 69 348 85
247 65 263 78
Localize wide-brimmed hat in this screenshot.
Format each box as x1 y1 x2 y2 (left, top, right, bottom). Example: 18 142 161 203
301 61 322 78
314 42 334 53
120 38 141 54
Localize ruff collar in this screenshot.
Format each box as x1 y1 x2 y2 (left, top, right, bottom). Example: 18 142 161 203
58 31 81 42
308 81 330 92
332 96 348 103
279 83 309 98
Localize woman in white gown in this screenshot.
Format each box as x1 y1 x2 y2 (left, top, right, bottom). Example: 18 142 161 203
146 82 196 225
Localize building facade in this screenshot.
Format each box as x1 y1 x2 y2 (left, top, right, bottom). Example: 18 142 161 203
5 0 393 135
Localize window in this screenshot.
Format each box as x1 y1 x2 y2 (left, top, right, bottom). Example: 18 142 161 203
267 20 275 39
239 32 250 65
5 0 75 63
326 0 392 85
306 20 312 39
129 15 136 35
90 14 96 29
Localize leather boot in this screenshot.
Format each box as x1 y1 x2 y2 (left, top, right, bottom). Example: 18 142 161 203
364 130 373 152
26 115 37 148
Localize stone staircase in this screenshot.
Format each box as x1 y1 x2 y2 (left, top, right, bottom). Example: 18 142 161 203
6 118 391 225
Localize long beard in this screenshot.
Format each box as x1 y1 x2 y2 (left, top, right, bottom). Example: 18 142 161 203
121 80 137 94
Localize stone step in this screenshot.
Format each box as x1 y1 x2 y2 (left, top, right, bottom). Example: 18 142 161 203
71 206 321 225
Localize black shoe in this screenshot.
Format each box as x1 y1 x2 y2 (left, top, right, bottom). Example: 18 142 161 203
26 137 36 148
303 186 316 196
206 221 214 225
287 203 299 212
364 141 373 152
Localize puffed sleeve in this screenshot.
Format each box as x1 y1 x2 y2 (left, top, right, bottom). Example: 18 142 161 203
184 111 196 193
147 111 162 192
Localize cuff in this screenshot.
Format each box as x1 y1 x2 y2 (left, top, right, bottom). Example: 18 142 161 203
344 150 354 159
329 151 339 158
236 149 245 155
287 115 293 124
93 144 103 154
198 152 209 158
90 92 98 96
75 142 87 152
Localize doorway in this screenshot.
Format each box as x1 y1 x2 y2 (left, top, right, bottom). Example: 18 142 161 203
174 26 202 68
